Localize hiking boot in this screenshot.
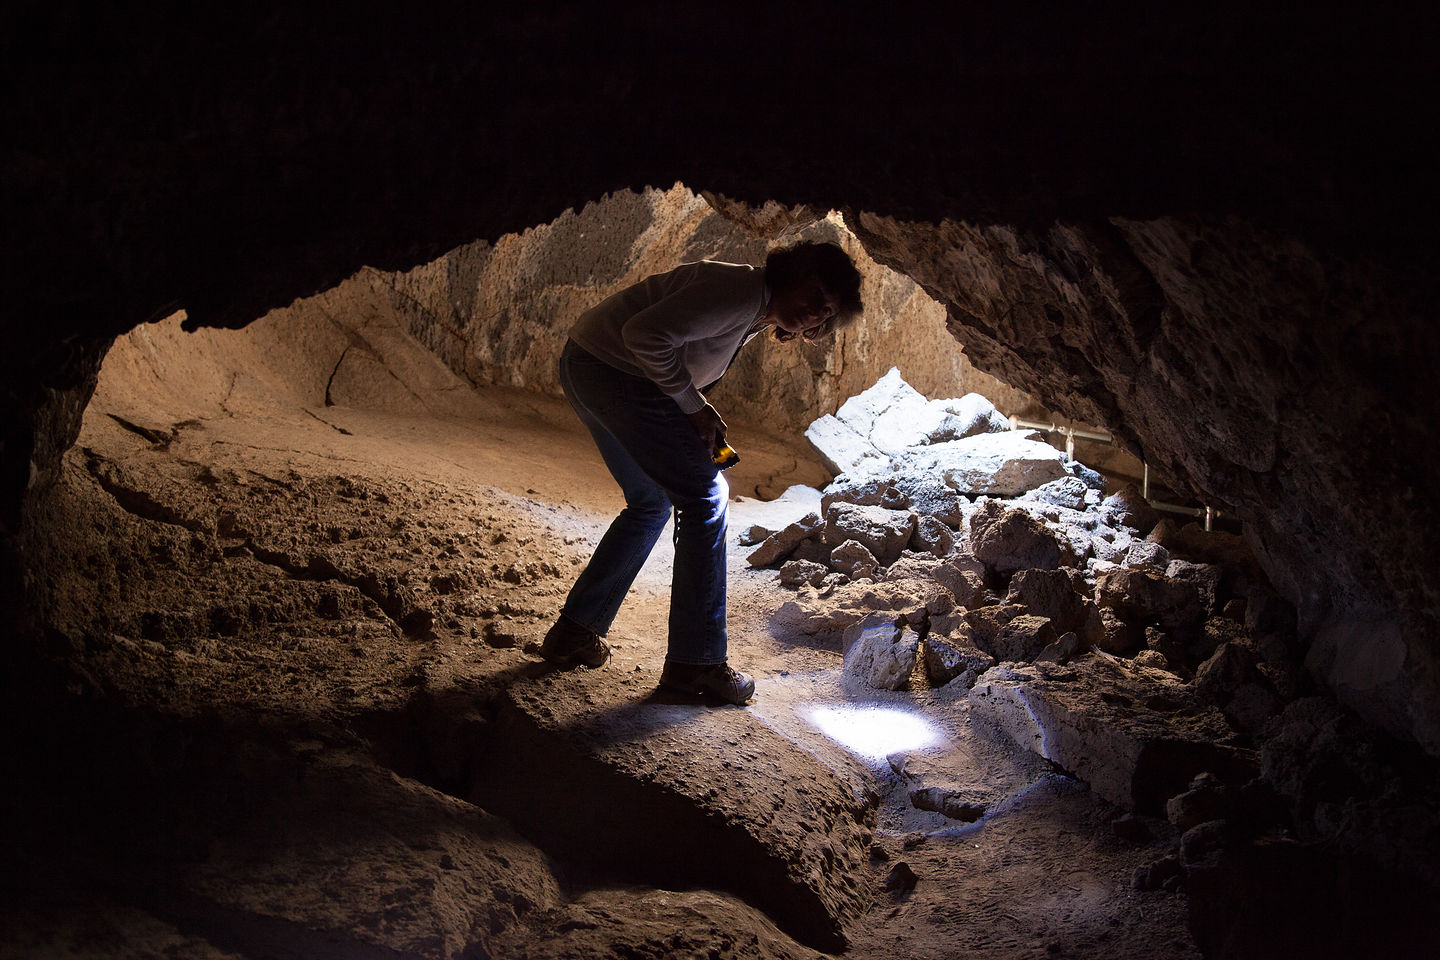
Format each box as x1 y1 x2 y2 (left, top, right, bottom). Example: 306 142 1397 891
539 616 611 668
659 660 756 705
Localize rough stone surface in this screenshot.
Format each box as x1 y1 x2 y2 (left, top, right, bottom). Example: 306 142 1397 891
991 615 1060 663
842 615 919 691
969 499 1072 574
1018 476 1094 511
830 540 880 581
823 503 915 566
820 475 896 514
929 555 992 609
1037 631 1086 665
1166 773 1234 833
747 512 824 568
922 392 1011 443
1100 487 1160 536
1096 567 1204 632
908 786 987 822
892 474 965 528
962 604 1030 656
909 515 955 557
1005 568 1095 638
968 658 1250 811
893 431 1069 497
806 414 889 477
779 559 829 588
1096 607 1145 656
1195 641 1282 735
922 630 996 686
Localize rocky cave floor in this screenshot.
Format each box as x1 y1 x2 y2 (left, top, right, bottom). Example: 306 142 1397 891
3 374 1437 959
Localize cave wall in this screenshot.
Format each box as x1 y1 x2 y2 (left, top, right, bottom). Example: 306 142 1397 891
4 6 1438 751
359 184 1035 432
832 210 1440 751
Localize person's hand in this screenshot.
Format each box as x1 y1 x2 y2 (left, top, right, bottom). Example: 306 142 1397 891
687 403 727 455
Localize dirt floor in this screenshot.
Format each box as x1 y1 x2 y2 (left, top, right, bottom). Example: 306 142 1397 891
2 316 1201 959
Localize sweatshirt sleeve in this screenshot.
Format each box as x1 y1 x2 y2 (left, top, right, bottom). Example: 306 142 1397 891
618 273 749 414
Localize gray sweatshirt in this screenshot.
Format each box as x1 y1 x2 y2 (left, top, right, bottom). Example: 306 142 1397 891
568 260 770 414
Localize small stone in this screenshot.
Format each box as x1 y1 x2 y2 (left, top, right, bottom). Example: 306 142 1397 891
779 559 828 587
922 630 995 685
1179 820 1232 864
885 861 919 892
831 539 880 580
909 514 956 556
739 524 773 546
1037 630 1084 665
909 786 987 821
746 512 823 567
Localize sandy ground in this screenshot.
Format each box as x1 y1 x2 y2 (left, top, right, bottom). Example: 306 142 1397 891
3 316 1199 959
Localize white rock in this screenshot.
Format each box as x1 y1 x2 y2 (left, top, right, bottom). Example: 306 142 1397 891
1018 476 1091 511
805 414 887 476
924 393 1011 442
895 431 1068 497
834 367 926 437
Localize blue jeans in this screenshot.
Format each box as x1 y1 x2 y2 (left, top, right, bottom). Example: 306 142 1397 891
558 339 729 665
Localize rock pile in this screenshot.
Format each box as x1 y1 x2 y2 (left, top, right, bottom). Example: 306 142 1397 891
750 372 1351 869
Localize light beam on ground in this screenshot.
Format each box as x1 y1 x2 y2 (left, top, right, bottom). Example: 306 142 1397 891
805 704 943 762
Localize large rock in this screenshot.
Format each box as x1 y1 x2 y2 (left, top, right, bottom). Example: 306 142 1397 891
921 392 1011 443
891 473 965 528
968 658 1252 811
893 431 1068 497
833 367 933 455
746 511 823 568
922 628 996 686
991 614 1059 662
805 414 888 476
969 499 1073 573
1095 566 1204 631
823 502 915 566
1005 568 1094 637
842 615 919 690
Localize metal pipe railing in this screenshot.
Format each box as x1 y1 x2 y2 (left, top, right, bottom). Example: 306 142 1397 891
1012 419 1224 533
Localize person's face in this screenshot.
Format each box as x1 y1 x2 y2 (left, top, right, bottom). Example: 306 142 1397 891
771 277 839 342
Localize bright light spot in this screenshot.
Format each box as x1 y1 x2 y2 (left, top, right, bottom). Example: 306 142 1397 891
806 704 943 761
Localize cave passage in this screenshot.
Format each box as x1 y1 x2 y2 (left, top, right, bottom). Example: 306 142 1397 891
9 187 1437 960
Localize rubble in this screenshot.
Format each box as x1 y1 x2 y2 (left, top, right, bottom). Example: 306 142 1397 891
751 367 1369 870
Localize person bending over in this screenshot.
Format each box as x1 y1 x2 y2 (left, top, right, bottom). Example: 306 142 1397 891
540 241 864 704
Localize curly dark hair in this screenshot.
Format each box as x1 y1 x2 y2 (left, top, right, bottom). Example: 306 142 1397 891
764 241 864 340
